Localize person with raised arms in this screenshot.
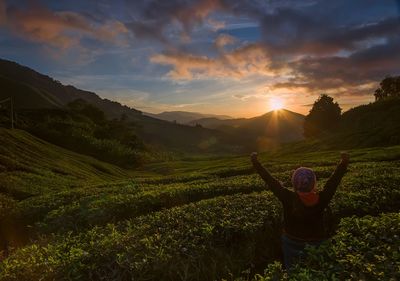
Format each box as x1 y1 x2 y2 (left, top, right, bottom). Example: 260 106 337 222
251 152 349 269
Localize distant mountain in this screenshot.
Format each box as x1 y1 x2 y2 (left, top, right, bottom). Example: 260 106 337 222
188 117 247 128
0 59 236 153
190 109 305 150
145 111 232 124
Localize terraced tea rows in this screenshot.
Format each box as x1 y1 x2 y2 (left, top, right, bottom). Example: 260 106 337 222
252 212 400 280
1 129 400 280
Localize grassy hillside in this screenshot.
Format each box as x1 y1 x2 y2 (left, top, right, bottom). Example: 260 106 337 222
0 128 399 280
0 128 130 199
0 128 133 250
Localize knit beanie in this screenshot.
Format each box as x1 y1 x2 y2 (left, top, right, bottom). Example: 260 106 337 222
292 167 317 192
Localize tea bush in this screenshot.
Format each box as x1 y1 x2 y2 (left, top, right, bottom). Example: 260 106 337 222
254 212 400 280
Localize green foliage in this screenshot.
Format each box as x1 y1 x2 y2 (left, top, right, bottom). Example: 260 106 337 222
33 175 266 233
282 99 400 151
0 193 283 281
336 99 400 147
304 94 341 138
256 213 400 280
14 100 146 167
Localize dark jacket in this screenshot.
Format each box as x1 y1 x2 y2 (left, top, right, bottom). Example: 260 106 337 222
252 159 348 241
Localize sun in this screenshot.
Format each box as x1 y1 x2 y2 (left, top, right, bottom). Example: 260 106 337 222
269 97 284 111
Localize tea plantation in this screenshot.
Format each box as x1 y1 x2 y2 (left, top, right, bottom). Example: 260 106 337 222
1 128 399 280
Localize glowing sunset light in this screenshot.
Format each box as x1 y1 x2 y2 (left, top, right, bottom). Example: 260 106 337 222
269 97 284 111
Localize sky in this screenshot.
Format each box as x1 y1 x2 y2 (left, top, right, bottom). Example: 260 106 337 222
0 0 399 117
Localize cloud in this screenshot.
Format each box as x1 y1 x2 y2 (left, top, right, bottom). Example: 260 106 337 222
151 43 275 79
149 1 400 100
144 1 399 92
215 34 236 48
259 8 400 57
207 18 225 31
271 37 400 96
4 2 129 49
124 0 225 44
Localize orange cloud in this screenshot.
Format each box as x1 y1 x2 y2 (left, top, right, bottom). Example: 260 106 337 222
173 0 224 30
5 3 128 49
151 43 275 80
207 18 225 31
215 34 236 48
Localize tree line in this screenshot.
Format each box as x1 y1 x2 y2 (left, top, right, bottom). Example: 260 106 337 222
304 75 400 138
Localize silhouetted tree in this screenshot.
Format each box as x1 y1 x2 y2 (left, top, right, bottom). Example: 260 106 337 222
304 94 341 138
374 76 400 101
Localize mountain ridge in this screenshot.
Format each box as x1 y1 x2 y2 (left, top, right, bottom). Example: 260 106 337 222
144 111 232 124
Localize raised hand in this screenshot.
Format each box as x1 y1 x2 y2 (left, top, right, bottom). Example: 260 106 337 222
250 152 258 163
340 152 350 165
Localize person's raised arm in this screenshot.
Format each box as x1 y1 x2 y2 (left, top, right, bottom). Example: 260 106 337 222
319 152 349 206
250 152 289 202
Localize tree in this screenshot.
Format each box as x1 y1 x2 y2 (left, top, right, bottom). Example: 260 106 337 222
304 94 341 138
374 76 400 101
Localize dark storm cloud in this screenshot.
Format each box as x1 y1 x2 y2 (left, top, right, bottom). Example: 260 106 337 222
121 0 316 43
123 0 225 43
259 8 400 57
272 37 400 95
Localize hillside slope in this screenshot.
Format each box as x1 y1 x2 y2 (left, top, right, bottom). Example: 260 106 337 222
337 99 400 146
0 59 140 117
280 99 400 153
0 128 130 199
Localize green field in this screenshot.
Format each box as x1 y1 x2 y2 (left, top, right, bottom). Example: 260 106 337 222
1 128 400 280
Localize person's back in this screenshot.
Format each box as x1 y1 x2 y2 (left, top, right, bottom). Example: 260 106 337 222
251 152 349 269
